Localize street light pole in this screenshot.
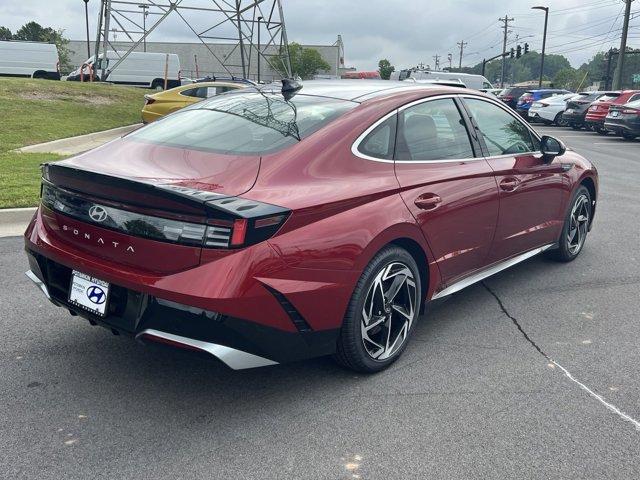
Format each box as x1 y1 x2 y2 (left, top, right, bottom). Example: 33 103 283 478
532 6 549 88
138 4 149 52
257 16 262 82
83 0 91 58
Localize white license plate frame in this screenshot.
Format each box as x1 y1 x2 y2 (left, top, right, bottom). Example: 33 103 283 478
68 270 110 317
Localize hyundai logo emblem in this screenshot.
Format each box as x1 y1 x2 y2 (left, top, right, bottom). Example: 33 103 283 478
88 205 108 223
86 286 106 305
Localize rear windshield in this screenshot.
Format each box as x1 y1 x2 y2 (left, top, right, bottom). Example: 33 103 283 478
625 99 640 109
128 92 357 155
599 93 621 101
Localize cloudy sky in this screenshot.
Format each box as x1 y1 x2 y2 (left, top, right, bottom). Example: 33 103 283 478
1 0 638 69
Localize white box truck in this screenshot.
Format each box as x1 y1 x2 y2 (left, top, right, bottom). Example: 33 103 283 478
67 51 181 89
0 40 61 80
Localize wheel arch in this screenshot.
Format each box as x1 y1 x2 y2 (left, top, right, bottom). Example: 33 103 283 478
579 175 597 229
354 223 440 310
389 237 430 313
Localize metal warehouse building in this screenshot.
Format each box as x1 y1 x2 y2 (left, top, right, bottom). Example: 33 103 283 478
67 39 345 81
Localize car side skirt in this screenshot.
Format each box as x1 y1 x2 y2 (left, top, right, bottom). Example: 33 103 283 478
431 243 554 300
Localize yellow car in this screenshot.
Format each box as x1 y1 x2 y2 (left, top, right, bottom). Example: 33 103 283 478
141 81 249 123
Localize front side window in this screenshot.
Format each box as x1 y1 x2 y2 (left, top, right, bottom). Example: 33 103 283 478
128 92 357 155
357 115 397 160
464 98 536 156
395 98 474 161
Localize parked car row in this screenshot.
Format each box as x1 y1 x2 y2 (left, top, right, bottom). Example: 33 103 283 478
495 86 640 141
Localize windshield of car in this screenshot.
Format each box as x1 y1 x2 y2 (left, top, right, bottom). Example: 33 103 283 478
127 92 357 155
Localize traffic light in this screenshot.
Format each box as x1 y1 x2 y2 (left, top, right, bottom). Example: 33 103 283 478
510 48 515 59
524 43 529 54
516 45 522 59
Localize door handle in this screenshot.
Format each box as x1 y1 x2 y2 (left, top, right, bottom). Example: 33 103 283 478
415 193 442 211
499 177 520 192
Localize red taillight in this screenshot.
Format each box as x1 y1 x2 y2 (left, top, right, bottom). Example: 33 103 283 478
524 97 533 103
230 218 248 246
503 96 513 101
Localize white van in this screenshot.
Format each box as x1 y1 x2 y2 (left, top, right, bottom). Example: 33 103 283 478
68 51 181 89
391 69 493 90
0 40 60 80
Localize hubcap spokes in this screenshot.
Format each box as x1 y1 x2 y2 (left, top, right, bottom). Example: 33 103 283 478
361 262 417 361
567 194 590 255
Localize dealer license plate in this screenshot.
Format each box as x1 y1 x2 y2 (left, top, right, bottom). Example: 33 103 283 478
611 111 620 117
68 270 110 317
565 109 574 114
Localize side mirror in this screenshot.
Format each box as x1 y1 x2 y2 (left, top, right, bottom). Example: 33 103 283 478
540 135 566 161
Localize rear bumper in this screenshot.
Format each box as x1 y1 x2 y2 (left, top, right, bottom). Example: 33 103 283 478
25 250 340 368
562 111 586 125
24 207 354 367
604 119 640 135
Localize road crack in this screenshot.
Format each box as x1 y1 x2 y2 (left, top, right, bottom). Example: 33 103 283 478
482 281 640 431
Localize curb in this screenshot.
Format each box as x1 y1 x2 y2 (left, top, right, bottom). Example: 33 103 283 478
0 207 37 238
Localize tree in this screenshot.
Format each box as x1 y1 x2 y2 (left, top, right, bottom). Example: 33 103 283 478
275 42 331 80
0 26 12 41
12 21 74 73
553 68 584 91
378 59 395 80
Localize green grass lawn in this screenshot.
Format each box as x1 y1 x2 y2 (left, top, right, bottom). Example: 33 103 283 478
0 77 147 208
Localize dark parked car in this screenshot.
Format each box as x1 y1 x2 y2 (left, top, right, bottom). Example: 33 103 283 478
604 98 640 140
516 89 571 117
563 91 613 130
24 80 598 373
498 86 528 109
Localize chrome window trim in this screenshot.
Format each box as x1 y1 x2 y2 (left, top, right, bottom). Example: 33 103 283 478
351 93 483 164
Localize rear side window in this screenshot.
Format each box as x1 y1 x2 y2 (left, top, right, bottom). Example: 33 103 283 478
395 98 474 161
464 98 536 156
128 93 357 155
357 115 397 160
180 87 207 98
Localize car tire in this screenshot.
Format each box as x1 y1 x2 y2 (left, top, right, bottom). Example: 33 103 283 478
334 245 421 373
555 113 568 127
622 132 637 141
595 127 608 135
548 185 592 263
570 123 581 130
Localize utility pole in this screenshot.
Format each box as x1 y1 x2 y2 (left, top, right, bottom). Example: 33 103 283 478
457 40 468 69
499 15 514 88
433 54 441 70
613 0 634 89
83 0 91 58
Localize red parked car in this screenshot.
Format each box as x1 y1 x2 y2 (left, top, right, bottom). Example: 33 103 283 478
585 90 640 134
24 80 598 373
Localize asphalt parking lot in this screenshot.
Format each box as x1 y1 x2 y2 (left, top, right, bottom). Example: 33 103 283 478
1 127 639 479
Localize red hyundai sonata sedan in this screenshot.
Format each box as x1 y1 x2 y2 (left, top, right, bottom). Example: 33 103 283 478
24 80 598 372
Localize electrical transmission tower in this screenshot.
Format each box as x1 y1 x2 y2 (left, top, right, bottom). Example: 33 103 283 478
93 0 292 81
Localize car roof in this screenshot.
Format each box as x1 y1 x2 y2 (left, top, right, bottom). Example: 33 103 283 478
255 79 459 102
